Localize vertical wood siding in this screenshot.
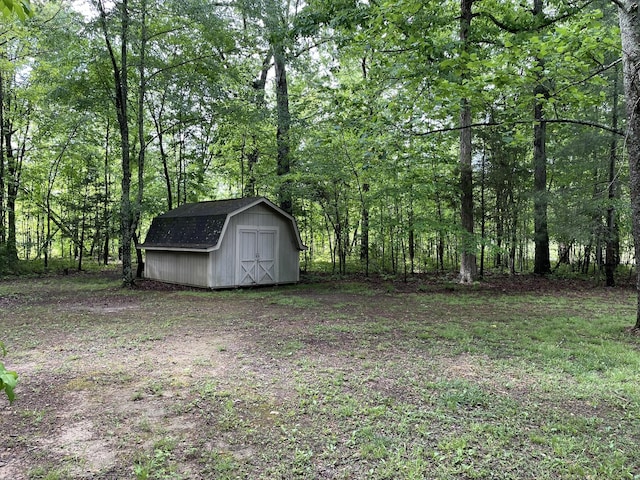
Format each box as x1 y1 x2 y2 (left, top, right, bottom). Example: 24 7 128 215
145 203 300 289
209 204 300 287
145 250 209 287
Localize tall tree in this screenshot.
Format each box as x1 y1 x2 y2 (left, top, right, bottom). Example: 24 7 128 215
458 0 477 283
617 0 640 328
605 63 620 287
96 0 135 286
263 0 294 213
0 18 32 268
532 0 551 275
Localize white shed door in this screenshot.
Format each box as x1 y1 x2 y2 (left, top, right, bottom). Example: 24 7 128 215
237 227 277 285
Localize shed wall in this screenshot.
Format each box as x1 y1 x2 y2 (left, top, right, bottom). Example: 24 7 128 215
145 250 209 288
208 204 300 288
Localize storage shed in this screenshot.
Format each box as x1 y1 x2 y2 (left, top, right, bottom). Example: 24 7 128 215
138 197 305 289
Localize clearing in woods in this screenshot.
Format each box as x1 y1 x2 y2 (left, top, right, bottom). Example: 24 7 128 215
1 271 639 479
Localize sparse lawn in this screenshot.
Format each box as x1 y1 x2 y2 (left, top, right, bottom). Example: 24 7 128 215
1 271 639 479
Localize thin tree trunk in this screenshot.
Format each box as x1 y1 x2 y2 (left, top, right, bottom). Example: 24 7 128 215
437 199 445 271
0 68 17 265
458 0 476 283
0 71 4 247
360 57 371 275
509 190 518 275
360 183 370 275
45 198 51 268
98 0 133 286
606 64 620 287
480 146 486 277
78 191 87 271
459 102 476 282
5 118 23 265
134 232 144 278
134 0 148 278
103 119 111 266
245 54 271 198
245 139 258 197
152 93 173 210
496 192 504 271
409 206 415 274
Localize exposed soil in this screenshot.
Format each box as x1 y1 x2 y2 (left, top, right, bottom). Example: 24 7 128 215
0 271 637 479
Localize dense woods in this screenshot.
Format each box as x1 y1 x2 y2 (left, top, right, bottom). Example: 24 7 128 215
0 0 636 295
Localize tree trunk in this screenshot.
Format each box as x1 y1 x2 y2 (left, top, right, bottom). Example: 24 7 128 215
274 43 292 214
606 64 620 287
45 198 51 268
98 0 133 286
245 140 259 197
103 119 111 266
532 0 551 276
495 192 504 271
119 3 133 287
458 0 476 283
480 147 486 277
0 73 4 247
360 182 370 275
0 71 18 266
245 54 271 198
134 0 148 278
360 57 371 275
152 94 173 210
134 232 144 278
618 0 640 328
4 118 23 266
437 200 445 271
533 89 551 275
409 213 415 274
78 192 87 271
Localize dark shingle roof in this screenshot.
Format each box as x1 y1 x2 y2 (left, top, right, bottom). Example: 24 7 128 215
138 197 305 251
158 197 261 218
140 215 227 250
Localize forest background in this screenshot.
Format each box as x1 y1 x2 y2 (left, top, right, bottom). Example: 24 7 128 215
0 0 638 306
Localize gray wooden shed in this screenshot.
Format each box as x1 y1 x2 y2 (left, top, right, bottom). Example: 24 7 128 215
138 197 305 289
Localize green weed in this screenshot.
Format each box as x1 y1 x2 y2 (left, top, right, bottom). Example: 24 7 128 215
134 438 182 480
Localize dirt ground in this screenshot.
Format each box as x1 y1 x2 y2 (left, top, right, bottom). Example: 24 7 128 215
0 271 637 479
1 273 263 478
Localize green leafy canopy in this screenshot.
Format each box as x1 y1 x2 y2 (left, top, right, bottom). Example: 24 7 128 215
1 0 32 21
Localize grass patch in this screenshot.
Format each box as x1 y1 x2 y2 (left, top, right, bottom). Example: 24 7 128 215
2 273 640 478
134 438 182 480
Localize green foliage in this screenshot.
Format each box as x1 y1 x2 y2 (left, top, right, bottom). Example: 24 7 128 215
0 0 630 282
0 0 32 21
134 438 182 480
0 342 18 404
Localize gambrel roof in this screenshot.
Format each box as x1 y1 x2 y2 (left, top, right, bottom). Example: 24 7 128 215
138 197 305 252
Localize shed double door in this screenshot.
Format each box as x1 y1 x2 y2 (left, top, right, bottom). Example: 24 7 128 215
237 227 277 285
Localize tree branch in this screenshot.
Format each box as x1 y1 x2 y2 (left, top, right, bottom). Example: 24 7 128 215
410 118 624 137
478 0 594 34
555 57 622 94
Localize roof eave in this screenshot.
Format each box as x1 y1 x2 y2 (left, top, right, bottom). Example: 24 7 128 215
137 245 221 253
